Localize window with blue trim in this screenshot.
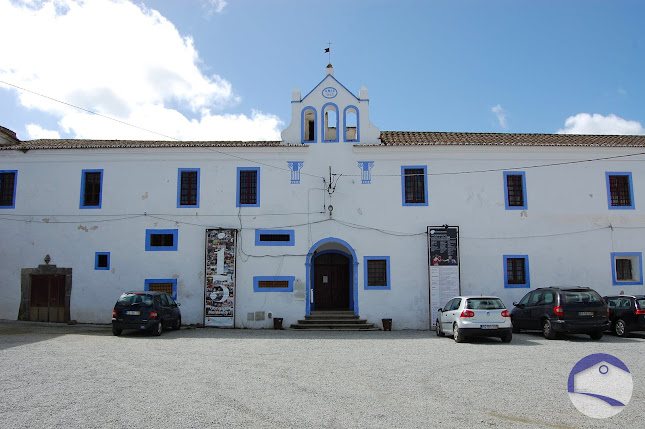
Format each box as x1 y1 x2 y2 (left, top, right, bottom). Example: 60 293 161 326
364 256 391 289
95 252 110 270
80 169 103 209
237 167 260 207
0 170 17 208
145 278 178 300
504 255 530 288
606 172 634 209
255 229 295 246
611 252 643 285
146 229 178 251
401 166 428 206
253 276 295 292
504 171 527 210
178 168 200 208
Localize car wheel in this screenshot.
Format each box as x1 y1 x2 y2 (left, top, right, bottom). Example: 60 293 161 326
112 327 122 336
589 331 603 340
152 321 162 336
172 316 181 331
436 321 444 337
511 318 520 334
614 319 628 337
542 319 557 340
501 332 512 343
453 323 465 343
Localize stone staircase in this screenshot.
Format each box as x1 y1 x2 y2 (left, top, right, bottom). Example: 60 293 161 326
290 310 379 330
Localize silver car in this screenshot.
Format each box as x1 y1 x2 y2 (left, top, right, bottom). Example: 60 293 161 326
436 296 513 343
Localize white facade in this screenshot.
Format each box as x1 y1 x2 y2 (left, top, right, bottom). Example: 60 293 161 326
1 66 644 329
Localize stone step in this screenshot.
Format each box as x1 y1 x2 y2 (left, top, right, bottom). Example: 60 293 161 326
290 322 379 330
289 311 378 330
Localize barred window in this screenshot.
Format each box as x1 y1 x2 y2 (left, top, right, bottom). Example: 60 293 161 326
367 259 387 286
616 259 633 281
82 170 102 207
404 168 426 204
506 258 526 284
147 282 173 295
150 234 174 247
0 171 16 207
257 281 289 289
179 169 199 207
609 175 632 207
506 174 524 207
238 168 258 206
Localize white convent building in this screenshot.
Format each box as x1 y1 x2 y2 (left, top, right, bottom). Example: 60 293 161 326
1 65 644 329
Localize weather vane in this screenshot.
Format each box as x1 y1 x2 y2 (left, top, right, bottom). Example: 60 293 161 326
324 42 332 65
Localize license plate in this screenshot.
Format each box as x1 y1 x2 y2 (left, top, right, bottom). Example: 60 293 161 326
125 310 140 316
481 325 498 329
578 311 594 316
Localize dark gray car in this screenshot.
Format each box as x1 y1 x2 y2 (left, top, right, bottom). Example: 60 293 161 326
112 291 181 336
511 287 609 340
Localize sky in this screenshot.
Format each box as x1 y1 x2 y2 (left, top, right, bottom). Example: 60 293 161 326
1 0 644 141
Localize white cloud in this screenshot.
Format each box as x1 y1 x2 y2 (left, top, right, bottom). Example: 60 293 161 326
491 104 508 129
203 0 227 14
557 113 645 135
0 0 281 141
26 124 61 139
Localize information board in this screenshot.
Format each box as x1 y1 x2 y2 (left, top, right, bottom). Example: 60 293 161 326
428 226 460 328
204 229 236 327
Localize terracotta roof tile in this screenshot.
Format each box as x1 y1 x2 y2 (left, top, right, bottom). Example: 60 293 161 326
379 131 645 147
0 139 286 150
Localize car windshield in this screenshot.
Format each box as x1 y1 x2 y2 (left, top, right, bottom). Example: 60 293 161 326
117 293 153 306
466 298 505 310
562 291 603 305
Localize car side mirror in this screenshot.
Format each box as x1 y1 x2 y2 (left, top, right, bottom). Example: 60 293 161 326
513 302 523 308
437 308 443 312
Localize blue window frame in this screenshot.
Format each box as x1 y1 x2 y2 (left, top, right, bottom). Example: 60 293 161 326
255 229 295 246
364 256 391 290
504 255 530 288
95 252 110 270
145 229 178 251
606 172 634 210
0 170 17 208
145 278 178 300
253 276 295 292
504 171 527 210
611 252 643 286
80 169 103 209
177 168 200 208
401 165 428 206
236 167 260 207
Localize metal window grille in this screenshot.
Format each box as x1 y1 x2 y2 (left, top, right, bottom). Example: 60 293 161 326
404 168 425 204
507 258 526 284
259 234 291 242
257 281 289 289
367 259 387 286
239 170 257 205
97 254 108 268
180 170 198 206
0 172 16 206
83 172 101 206
150 234 174 247
616 259 633 281
147 282 173 295
609 175 631 207
506 174 524 207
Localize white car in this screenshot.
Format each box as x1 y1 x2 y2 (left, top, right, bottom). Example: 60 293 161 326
436 296 513 343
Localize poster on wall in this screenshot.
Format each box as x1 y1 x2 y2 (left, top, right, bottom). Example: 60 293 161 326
428 226 460 328
204 229 237 327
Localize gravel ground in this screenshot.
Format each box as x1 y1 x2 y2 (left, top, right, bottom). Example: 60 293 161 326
0 320 643 429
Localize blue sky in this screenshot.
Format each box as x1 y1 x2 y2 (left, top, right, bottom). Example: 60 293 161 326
1 0 644 141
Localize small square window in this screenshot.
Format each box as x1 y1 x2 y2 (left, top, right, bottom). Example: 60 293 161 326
145 278 178 300
237 167 260 207
0 170 17 208
504 255 530 288
146 229 178 251
177 168 200 208
611 252 643 285
364 256 391 289
401 166 428 206
504 172 527 210
80 169 103 209
606 172 634 209
95 252 110 270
